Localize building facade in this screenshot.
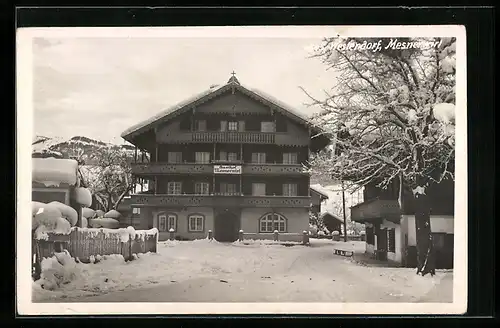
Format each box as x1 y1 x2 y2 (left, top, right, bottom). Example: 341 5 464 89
120 75 330 242
350 177 454 269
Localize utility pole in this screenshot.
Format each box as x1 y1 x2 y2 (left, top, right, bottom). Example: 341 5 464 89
341 179 347 242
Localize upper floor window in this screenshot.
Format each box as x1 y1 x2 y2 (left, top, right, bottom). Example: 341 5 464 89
228 121 238 131
283 152 298 164
261 121 276 132
251 152 266 164
195 120 206 131
252 183 266 196
220 183 238 195
283 183 298 196
132 207 141 215
195 182 210 195
167 181 182 195
195 152 211 164
167 151 182 163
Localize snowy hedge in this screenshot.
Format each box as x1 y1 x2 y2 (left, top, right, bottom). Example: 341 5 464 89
95 210 104 218
104 210 121 219
88 217 120 229
48 201 78 226
72 187 92 207
82 207 96 219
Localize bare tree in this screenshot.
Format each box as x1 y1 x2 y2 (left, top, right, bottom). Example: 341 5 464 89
79 146 135 212
304 37 456 276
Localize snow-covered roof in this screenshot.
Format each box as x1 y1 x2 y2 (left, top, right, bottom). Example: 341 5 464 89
120 75 326 141
309 184 330 199
319 211 344 223
32 157 79 187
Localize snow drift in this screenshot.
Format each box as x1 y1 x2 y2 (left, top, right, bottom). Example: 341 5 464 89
104 210 121 219
32 157 78 187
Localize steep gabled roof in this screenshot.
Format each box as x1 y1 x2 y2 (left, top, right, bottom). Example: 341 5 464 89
319 211 343 223
309 185 329 200
120 75 329 142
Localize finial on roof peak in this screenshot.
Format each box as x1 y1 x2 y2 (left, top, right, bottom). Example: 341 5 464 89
227 71 240 85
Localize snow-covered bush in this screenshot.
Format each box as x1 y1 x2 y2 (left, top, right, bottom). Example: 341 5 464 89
73 187 92 207
82 207 96 219
81 216 88 228
48 201 78 226
88 217 120 229
332 231 340 236
35 250 80 291
32 202 62 231
318 231 325 236
95 210 104 218
104 209 121 219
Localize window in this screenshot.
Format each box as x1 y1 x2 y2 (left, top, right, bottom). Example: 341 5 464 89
228 121 238 131
283 152 298 164
251 152 266 164
188 215 204 232
167 181 182 194
219 151 227 161
167 152 182 163
388 229 396 253
195 120 206 131
283 183 298 196
132 207 141 215
195 152 210 164
220 120 228 131
252 183 266 196
158 213 177 232
195 182 210 195
227 152 238 162
261 121 276 132
220 183 237 195
259 213 287 233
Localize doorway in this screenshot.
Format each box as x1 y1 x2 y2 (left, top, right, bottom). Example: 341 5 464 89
214 211 240 242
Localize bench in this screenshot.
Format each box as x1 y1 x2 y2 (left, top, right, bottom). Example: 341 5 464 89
333 249 354 257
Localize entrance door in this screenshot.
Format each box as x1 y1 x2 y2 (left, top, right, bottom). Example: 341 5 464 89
214 211 239 242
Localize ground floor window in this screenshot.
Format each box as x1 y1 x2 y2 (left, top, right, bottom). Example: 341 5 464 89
387 228 396 252
158 213 177 232
188 214 205 232
259 213 287 233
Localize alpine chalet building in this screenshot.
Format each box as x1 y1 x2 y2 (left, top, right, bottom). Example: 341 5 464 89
120 74 330 242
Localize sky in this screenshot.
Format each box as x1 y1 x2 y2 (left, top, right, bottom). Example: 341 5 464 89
33 32 338 144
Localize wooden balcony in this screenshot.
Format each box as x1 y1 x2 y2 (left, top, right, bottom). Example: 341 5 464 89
130 194 311 208
132 163 213 175
131 162 309 176
350 198 402 223
157 131 309 146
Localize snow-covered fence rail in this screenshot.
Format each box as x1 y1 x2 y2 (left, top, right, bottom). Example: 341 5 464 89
36 227 158 262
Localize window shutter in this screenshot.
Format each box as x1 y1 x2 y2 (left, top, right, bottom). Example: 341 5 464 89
220 151 227 161
220 121 228 131
238 120 245 131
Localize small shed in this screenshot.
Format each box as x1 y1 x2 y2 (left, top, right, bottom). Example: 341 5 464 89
320 211 344 235
310 185 329 217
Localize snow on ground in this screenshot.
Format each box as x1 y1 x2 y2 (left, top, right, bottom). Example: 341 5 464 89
33 239 453 303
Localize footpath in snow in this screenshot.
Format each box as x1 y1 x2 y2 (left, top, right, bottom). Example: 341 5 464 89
33 238 453 303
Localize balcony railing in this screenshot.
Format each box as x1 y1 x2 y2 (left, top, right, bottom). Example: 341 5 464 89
131 162 309 175
130 194 311 208
350 198 402 223
157 131 309 146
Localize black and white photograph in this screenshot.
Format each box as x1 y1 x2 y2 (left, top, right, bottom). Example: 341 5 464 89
16 25 467 315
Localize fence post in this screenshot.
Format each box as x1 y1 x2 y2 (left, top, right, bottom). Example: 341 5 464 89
273 230 279 242
238 229 244 241
208 230 213 240
169 228 175 241
302 230 309 245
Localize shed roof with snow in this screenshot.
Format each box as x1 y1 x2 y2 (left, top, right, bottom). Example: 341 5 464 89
310 185 330 200
32 157 79 187
319 211 344 224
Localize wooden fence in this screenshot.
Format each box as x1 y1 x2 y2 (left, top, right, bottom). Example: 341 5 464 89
35 227 158 262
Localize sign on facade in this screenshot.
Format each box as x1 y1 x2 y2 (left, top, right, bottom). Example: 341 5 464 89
213 165 242 174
